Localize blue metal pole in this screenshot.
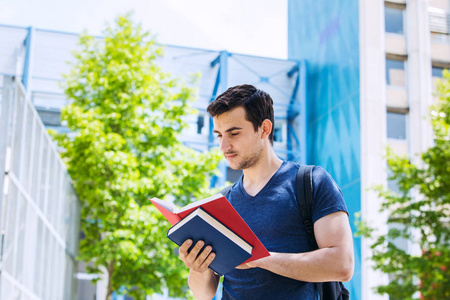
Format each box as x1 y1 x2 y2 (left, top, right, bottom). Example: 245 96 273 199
209 51 229 188
287 62 300 162
219 51 228 93
209 65 221 149
299 61 308 164
208 51 229 150
22 26 35 97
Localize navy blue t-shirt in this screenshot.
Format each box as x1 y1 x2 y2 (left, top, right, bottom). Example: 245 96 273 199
221 161 348 300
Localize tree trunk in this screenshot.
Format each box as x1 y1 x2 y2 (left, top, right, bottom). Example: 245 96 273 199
105 260 115 300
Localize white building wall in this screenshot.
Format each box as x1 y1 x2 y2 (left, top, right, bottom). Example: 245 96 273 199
407 0 435 158
360 0 449 299
359 1 390 299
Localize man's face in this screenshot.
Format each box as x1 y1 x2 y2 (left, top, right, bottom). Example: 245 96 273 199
213 107 264 170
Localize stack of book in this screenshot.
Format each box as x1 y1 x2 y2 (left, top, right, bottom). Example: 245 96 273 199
150 193 269 276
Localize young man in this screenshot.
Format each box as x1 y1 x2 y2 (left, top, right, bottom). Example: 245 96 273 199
178 84 354 299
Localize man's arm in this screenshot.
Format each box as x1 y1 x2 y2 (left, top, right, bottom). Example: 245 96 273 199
240 211 354 282
179 239 220 300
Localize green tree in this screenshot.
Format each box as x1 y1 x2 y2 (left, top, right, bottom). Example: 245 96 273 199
356 70 450 299
53 14 222 300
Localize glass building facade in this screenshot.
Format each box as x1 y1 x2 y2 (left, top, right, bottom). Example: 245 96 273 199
0 76 80 300
288 0 362 298
289 0 449 299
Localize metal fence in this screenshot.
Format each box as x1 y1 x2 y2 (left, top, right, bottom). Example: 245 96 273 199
0 75 80 300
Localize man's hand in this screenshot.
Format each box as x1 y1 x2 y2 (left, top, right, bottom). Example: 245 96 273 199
180 240 220 299
179 239 216 273
236 255 270 270
234 212 354 283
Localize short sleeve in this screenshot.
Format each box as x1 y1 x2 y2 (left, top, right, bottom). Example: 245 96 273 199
311 166 348 223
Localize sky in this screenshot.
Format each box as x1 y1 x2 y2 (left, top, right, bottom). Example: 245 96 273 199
0 0 288 59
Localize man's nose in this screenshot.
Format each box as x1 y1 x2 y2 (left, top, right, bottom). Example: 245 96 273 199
220 136 231 152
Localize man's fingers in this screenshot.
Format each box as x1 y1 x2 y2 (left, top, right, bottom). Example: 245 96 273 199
179 240 205 263
179 239 193 259
199 251 216 270
235 263 250 269
178 239 217 272
196 245 212 262
195 245 215 271
186 240 204 263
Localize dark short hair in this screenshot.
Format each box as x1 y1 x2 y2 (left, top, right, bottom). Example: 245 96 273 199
207 84 275 144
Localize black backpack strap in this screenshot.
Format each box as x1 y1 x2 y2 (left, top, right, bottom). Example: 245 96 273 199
296 165 323 299
296 165 350 300
296 165 318 250
218 181 237 198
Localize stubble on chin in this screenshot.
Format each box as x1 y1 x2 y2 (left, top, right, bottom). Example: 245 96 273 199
230 148 262 170
225 142 264 171
236 154 259 170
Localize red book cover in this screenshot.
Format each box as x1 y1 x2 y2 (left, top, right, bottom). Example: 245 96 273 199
149 194 270 263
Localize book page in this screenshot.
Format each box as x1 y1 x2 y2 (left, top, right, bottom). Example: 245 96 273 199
150 197 179 212
178 193 224 213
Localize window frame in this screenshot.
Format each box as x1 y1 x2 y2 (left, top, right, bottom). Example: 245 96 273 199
386 109 409 141
385 56 408 88
384 4 406 35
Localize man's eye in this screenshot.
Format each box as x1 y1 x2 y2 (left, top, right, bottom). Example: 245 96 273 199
231 133 239 136
216 135 222 139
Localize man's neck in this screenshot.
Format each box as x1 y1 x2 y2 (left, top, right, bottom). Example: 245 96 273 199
242 147 283 197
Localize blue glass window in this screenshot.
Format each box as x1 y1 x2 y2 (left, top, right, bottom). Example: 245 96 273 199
387 168 401 195
197 115 204 134
387 112 406 140
385 7 404 34
432 66 444 78
386 59 405 86
273 126 282 142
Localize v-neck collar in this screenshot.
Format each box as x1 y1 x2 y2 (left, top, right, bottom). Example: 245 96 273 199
237 160 287 199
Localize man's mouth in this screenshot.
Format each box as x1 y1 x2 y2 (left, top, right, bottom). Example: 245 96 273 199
224 153 238 160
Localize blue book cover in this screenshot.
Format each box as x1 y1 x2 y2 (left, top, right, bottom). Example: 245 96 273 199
167 208 253 276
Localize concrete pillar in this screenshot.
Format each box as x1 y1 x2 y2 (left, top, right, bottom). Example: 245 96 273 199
406 0 434 160
359 0 390 299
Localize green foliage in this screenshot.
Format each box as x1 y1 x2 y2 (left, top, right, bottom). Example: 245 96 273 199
54 13 222 299
357 70 450 299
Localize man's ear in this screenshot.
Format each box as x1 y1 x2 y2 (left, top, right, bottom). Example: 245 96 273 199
260 119 273 140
